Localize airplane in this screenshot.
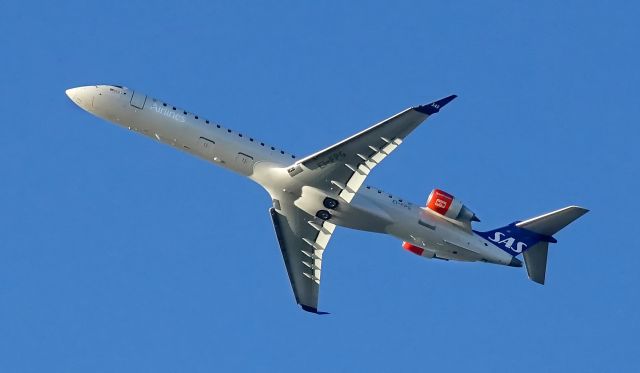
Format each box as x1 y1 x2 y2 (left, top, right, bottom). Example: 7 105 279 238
65 85 588 314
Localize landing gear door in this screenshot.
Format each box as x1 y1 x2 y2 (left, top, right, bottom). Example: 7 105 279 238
130 91 147 109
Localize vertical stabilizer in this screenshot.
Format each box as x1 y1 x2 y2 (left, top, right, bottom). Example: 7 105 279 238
522 242 549 284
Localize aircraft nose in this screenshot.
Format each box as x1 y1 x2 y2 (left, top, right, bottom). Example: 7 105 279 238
65 86 95 110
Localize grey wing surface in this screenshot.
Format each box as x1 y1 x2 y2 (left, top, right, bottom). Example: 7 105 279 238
270 203 336 314
286 95 456 202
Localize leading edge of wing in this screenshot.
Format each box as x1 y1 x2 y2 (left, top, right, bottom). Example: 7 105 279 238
413 94 457 115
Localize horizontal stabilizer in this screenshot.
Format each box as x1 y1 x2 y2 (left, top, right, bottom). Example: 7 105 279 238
516 206 589 237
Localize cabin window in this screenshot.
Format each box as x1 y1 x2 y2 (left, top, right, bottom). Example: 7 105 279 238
249 138 254 142
239 134 243 137
206 120 209 124
217 124 221 128
271 147 275 150
195 116 199 119
183 111 187 115
291 155 295 158
227 129 232 133
260 143 265 146
163 103 167 107
172 107 176 110
280 150 285 154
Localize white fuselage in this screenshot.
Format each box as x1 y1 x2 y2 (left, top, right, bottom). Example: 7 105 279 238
66 85 516 267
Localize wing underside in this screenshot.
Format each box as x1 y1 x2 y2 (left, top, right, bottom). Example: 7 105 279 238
270 205 335 314
287 96 457 202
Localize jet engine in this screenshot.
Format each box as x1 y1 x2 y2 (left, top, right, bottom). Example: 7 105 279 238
426 189 479 223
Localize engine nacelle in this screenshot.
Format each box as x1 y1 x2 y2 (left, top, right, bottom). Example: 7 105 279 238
426 189 479 223
402 242 435 258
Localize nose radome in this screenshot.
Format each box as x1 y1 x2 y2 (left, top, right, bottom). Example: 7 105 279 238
65 87 79 100
65 86 95 109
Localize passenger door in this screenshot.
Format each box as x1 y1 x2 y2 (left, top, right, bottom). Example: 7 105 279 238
130 91 147 109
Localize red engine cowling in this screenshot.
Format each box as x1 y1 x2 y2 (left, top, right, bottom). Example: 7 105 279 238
426 189 479 223
402 242 436 259
402 241 425 256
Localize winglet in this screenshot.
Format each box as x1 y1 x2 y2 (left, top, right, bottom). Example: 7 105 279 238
414 94 457 115
301 304 330 315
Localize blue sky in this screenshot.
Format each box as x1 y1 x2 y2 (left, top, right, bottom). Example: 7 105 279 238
1 1 638 372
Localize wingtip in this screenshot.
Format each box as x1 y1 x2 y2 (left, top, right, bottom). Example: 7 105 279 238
571 205 590 213
300 304 330 315
565 205 590 216
414 94 458 115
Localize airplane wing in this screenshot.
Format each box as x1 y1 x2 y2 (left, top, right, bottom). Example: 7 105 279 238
270 203 336 314
271 95 455 313
286 95 457 202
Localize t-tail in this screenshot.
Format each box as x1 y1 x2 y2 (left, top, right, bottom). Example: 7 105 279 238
475 206 589 284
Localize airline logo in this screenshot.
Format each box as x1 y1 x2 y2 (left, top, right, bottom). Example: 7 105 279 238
150 102 186 123
487 231 528 254
434 199 448 209
474 223 552 256
427 189 453 215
